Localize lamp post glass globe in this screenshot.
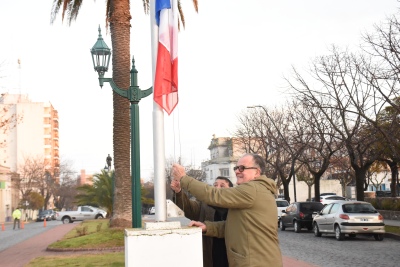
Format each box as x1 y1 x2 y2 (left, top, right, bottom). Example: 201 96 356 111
91 25 111 78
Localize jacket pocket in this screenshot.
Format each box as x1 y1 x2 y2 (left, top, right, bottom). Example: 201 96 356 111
229 248 248 266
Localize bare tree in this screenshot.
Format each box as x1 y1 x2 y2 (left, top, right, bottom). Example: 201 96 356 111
362 15 400 110
328 151 355 197
12 156 45 208
162 157 205 200
296 165 314 201
54 175 78 211
235 105 300 202
359 16 400 196
0 61 23 144
287 47 381 201
290 99 343 202
13 156 75 210
0 104 23 148
366 161 389 191
53 159 78 210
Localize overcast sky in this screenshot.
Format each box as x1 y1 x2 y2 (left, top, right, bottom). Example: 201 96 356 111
0 0 398 180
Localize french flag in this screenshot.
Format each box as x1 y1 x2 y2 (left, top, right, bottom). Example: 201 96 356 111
154 0 178 115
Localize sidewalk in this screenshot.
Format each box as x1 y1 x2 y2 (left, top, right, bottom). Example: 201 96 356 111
385 219 400 227
0 223 78 267
0 222 318 267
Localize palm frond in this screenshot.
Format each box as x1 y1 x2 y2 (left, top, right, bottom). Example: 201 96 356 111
50 0 84 26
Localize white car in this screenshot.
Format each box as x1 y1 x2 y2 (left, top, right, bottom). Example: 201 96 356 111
56 206 107 224
313 201 385 241
149 206 155 215
276 199 289 225
320 195 347 205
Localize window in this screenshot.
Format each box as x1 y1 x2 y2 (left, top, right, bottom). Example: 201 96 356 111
321 204 332 215
329 203 339 214
276 200 289 207
220 168 229 177
300 203 323 212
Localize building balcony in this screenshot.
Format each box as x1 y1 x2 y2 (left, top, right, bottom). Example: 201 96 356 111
202 156 236 167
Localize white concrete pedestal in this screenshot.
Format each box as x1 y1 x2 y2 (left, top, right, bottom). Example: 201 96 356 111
125 221 203 267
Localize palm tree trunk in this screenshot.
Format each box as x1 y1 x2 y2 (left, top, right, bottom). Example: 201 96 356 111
109 0 132 228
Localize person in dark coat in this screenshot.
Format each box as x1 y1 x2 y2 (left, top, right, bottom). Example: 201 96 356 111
171 176 233 267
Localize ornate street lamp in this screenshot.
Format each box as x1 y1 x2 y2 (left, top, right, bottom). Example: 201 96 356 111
91 26 153 228
91 26 111 84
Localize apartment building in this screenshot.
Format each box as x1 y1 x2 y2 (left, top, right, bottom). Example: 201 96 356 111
0 93 59 215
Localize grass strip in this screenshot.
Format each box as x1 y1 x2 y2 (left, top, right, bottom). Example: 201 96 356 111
48 219 124 250
385 225 400 234
26 252 124 267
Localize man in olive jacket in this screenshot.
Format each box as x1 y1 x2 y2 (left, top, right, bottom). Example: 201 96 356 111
172 153 282 267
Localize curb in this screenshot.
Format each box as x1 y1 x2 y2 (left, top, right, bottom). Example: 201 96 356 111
385 233 400 241
46 246 124 252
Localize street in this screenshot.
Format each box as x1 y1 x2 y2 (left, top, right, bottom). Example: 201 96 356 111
1 219 400 267
0 220 66 252
279 228 400 267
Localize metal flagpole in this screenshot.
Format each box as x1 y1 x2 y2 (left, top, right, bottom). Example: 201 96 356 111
150 0 167 222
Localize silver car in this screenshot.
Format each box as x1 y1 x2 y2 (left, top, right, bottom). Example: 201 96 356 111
313 201 385 241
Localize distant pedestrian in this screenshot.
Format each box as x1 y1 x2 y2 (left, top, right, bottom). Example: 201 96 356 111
13 208 22 230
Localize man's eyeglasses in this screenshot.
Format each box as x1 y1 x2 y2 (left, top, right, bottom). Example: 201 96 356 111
233 165 258 172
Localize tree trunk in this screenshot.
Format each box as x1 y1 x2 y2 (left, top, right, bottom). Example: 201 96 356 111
281 174 291 203
355 168 367 201
109 0 132 228
314 176 321 202
387 161 398 197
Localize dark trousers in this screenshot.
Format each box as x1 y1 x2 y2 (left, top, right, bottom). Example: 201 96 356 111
13 218 20 229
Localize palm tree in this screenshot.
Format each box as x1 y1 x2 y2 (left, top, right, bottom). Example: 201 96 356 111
75 170 114 217
50 0 198 227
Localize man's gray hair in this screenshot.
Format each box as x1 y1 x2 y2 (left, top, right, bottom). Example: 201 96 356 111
242 153 266 175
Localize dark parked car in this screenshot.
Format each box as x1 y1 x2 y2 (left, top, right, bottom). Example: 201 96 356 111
376 191 391 197
280 202 324 233
36 210 54 222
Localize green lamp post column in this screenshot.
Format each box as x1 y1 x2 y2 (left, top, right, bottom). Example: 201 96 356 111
91 26 152 228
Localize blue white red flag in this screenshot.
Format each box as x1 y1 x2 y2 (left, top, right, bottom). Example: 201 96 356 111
154 0 178 115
